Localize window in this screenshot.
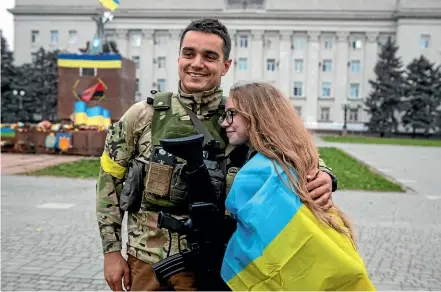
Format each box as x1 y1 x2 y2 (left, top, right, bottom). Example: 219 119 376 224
132 56 140 69
50 30 58 45
350 83 360 98
80 68 97 77
68 30 77 44
349 108 359 122
293 37 306 51
294 59 303 73
267 59 276 72
351 60 361 73
352 39 362 49
239 35 248 48
157 57 166 69
294 106 302 117
321 82 331 97
31 30 39 44
420 35 430 49
293 82 303 97
320 107 330 121
135 78 140 92
322 60 332 72
157 79 166 92
131 32 142 47
238 58 248 71
323 38 333 49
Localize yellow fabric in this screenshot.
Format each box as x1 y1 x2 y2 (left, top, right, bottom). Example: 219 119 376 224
100 0 119 11
104 118 111 128
74 112 87 125
227 205 375 291
100 152 127 179
87 116 104 127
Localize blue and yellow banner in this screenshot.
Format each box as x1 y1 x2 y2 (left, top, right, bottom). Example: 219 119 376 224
0 126 15 138
58 54 122 69
100 0 119 11
74 101 111 128
221 153 375 291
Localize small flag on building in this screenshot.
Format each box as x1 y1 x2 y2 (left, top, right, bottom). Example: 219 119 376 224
80 82 105 103
99 0 120 11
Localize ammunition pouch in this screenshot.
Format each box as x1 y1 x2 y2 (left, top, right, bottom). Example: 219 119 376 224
120 159 145 213
144 160 226 211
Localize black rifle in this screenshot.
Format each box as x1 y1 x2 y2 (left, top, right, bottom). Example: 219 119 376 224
151 134 234 291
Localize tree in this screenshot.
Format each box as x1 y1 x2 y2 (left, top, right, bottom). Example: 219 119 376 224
402 56 441 137
1 35 18 123
31 47 59 121
364 37 405 136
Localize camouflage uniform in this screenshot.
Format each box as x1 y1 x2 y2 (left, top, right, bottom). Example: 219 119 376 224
96 84 337 266
96 85 226 265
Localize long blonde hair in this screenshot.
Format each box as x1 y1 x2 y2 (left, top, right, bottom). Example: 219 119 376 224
229 81 354 239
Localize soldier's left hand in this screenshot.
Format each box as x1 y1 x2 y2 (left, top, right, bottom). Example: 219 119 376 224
306 170 333 210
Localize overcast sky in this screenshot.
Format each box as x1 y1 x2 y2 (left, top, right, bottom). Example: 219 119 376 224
1 0 15 50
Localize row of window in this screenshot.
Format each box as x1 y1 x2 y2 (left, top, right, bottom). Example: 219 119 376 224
294 106 359 122
135 78 166 92
133 55 363 74
236 58 362 73
237 34 431 50
238 34 359 51
31 30 78 45
30 29 432 51
132 56 167 69
293 82 361 98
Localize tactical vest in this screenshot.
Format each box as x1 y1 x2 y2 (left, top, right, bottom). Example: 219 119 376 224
141 91 228 213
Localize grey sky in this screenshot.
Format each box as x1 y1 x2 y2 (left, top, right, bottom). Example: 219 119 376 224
1 0 15 50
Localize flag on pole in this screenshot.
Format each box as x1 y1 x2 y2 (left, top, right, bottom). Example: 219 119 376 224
221 152 375 291
99 0 119 11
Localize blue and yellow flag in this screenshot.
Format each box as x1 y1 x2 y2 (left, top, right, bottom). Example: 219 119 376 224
100 0 119 11
58 54 122 69
221 152 375 291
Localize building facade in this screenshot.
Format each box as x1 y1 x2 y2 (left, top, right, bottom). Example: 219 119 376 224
9 0 441 130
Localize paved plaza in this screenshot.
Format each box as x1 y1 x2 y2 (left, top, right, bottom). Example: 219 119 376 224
1 141 441 291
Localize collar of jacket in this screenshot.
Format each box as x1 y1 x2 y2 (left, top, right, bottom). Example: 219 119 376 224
177 82 224 115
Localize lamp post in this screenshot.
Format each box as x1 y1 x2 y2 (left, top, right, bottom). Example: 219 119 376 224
13 89 26 122
342 103 349 136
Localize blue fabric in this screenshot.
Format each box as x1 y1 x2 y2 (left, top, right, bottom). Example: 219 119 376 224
221 152 303 283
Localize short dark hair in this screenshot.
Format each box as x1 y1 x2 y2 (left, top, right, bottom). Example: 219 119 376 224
180 18 232 61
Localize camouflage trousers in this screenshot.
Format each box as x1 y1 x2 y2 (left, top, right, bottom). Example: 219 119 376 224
127 255 196 291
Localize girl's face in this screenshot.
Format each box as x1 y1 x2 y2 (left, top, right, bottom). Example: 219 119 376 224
220 97 249 146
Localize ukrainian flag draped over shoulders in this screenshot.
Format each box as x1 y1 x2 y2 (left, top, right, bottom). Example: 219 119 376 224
221 152 375 291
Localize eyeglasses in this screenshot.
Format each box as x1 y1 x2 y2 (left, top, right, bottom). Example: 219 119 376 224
219 109 238 125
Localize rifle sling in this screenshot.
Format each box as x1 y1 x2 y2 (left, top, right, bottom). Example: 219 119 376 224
176 95 215 146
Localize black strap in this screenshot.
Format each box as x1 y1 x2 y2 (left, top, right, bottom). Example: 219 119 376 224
176 95 214 146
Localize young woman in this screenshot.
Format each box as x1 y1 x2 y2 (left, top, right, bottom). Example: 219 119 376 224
219 81 375 291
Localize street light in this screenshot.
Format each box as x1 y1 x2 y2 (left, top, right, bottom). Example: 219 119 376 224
342 103 349 136
12 89 25 110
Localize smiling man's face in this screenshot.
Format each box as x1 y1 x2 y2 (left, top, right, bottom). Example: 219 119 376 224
178 31 231 93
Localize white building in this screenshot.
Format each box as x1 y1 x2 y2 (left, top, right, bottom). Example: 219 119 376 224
9 0 441 130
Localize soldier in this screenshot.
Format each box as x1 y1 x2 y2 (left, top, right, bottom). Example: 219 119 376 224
96 18 338 291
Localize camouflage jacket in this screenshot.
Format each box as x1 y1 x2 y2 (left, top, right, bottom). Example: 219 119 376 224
96 85 337 265
96 85 227 264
